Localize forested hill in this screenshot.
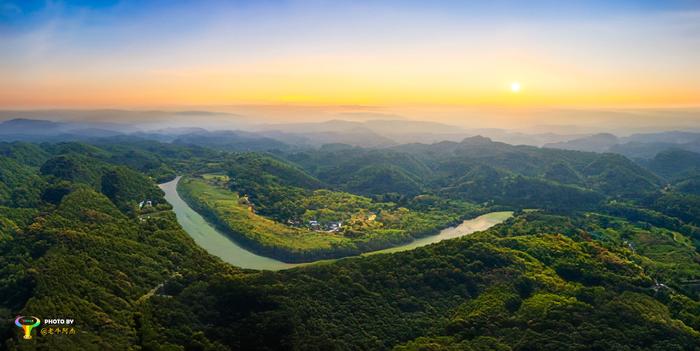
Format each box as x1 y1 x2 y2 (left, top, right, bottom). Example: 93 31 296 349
0 139 699 349
282 136 661 208
0 141 233 350
177 137 684 262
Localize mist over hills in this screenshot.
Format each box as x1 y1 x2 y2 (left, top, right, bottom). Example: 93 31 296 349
545 131 700 160
544 133 620 153
0 109 250 131
1 113 700 349
3 114 700 188
2 0 699 347
2 111 700 163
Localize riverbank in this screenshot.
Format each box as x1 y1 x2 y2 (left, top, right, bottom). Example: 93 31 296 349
161 176 512 270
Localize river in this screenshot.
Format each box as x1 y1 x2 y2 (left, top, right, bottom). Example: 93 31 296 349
160 176 512 271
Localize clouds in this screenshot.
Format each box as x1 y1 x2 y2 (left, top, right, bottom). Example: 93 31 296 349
0 1 698 108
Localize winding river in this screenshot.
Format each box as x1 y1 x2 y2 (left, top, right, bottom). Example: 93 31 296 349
160 177 512 271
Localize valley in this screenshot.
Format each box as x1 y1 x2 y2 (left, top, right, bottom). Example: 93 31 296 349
160 176 512 269
3 2 700 349
1 136 699 350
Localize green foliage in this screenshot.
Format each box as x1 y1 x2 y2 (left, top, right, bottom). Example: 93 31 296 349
179 176 480 262
141 216 700 350
101 166 165 212
40 154 104 187
582 153 661 198
286 147 430 195
96 141 183 182
443 170 603 210
1 138 699 350
178 176 350 261
342 164 423 195
0 156 44 207
0 142 50 167
1 179 227 349
652 192 700 227
224 153 323 221
647 149 700 181
673 174 700 195
543 161 583 184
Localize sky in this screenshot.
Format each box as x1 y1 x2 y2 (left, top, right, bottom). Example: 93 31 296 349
0 0 699 115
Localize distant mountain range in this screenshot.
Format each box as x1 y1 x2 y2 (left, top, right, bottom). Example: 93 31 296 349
0 118 125 141
545 131 700 160
0 109 589 147
2 116 700 165
544 133 619 153
0 116 563 148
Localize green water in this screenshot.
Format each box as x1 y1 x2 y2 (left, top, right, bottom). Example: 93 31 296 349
363 210 513 256
160 176 512 271
160 177 302 270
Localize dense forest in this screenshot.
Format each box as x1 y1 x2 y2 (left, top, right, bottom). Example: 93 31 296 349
170 136 699 262
1 136 700 350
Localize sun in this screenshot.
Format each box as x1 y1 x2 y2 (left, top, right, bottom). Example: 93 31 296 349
510 82 521 93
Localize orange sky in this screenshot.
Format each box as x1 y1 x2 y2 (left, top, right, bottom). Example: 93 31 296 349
0 1 698 110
